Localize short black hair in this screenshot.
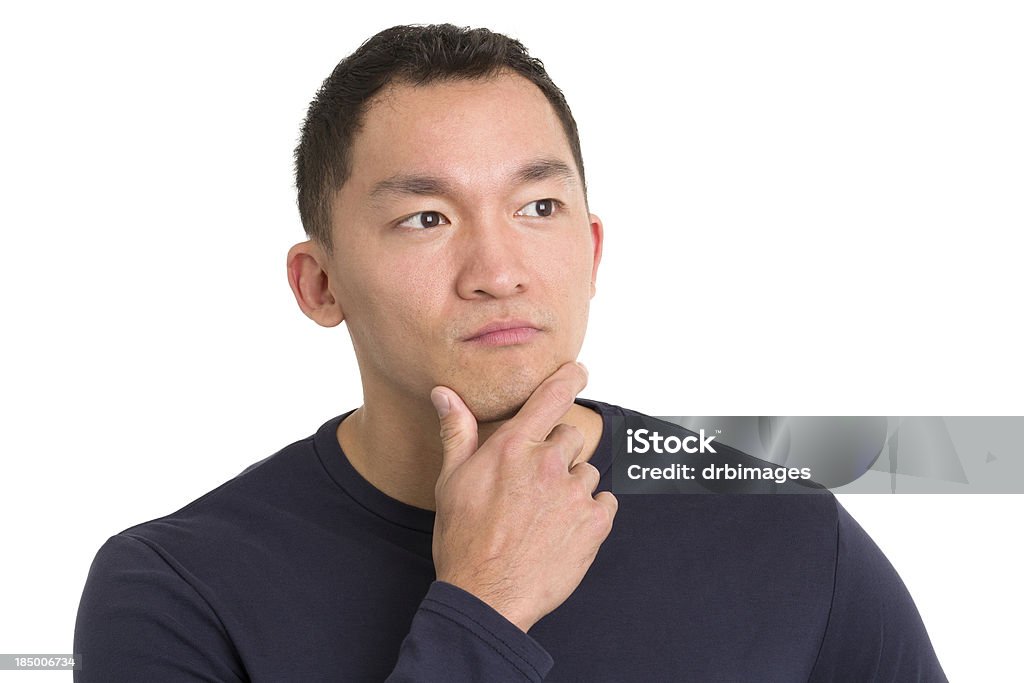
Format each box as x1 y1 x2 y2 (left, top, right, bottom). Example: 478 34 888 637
294 24 586 253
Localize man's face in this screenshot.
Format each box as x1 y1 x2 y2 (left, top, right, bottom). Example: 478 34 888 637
325 72 602 422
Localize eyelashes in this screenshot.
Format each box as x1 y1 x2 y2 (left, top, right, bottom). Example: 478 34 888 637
397 211 450 230
515 199 559 218
396 199 563 230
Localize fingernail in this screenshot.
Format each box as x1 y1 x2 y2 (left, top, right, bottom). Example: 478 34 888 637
577 361 588 376
430 388 450 418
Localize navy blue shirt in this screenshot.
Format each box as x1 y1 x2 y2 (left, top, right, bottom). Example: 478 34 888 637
74 400 947 681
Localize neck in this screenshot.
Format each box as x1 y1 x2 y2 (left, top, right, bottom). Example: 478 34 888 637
336 386 604 511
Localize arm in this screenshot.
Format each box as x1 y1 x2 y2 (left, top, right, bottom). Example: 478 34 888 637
808 501 948 682
385 581 552 682
75 538 551 682
73 534 247 683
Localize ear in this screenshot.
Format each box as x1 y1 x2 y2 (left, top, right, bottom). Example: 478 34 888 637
286 240 344 327
587 213 604 298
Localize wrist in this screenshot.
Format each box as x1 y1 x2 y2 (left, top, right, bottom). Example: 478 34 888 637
436 576 537 632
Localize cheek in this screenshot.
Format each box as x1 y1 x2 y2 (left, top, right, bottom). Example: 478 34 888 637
343 258 450 340
563 244 598 334
545 240 596 300
531 251 594 350
533 232 592 278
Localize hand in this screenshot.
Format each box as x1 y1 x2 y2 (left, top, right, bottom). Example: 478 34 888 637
430 362 618 633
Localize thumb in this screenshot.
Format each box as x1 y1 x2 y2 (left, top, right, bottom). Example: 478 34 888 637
431 386 479 478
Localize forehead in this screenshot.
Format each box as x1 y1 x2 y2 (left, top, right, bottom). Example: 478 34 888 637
345 73 576 194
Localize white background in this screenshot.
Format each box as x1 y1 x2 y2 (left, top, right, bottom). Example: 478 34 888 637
2 1 1022 680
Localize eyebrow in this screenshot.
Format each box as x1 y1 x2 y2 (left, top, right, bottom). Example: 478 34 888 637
510 158 578 187
369 175 454 200
367 157 578 202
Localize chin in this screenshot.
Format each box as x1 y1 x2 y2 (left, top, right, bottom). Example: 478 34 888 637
460 381 533 424
454 363 549 424
466 396 527 424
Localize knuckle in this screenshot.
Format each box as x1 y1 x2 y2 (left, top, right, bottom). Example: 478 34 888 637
573 461 600 487
538 449 567 479
550 424 582 452
595 495 617 528
439 424 459 447
563 425 585 451
586 504 610 534
543 380 574 407
565 473 586 500
495 433 522 459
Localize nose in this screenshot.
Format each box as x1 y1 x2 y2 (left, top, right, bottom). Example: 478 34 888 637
454 215 529 300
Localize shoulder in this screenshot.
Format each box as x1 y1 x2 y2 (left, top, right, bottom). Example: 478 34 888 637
809 500 948 681
74 421 341 678
585 398 946 679
125 432 318 542
87 416 344 589
580 397 833 496
583 396 843 576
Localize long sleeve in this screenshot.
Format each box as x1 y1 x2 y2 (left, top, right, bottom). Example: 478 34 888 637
386 581 553 682
74 535 552 682
808 502 948 682
73 534 247 682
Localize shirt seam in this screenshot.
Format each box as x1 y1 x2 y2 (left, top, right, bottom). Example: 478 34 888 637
119 532 248 677
805 498 841 681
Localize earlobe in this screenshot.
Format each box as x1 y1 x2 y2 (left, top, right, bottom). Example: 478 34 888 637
286 240 345 327
588 213 604 298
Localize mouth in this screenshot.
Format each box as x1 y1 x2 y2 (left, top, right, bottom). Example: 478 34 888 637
462 319 542 347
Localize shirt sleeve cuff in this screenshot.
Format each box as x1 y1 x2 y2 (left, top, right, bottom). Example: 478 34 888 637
421 581 554 681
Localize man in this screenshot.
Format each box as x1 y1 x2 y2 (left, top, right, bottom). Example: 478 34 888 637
74 24 947 681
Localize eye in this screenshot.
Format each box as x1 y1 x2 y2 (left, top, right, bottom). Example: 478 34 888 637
397 211 450 229
515 199 559 218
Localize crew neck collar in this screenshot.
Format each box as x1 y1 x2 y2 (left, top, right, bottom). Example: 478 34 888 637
312 398 618 533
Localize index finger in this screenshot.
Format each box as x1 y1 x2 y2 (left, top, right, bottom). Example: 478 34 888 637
507 361 588 442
